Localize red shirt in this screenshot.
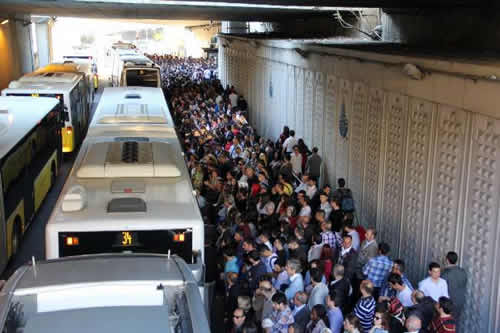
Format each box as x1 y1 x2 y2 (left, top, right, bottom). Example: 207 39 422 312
429 315 456 333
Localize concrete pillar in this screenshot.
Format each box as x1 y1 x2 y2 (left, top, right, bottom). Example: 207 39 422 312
0 18 22 90
13 19 34 74
35 21 51 68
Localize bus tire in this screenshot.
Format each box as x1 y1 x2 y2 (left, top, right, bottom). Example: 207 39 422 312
11 217 22 256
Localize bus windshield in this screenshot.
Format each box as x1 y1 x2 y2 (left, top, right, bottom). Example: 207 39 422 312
125 69 159 87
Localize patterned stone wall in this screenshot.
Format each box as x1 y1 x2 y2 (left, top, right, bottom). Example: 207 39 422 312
220 40 500 332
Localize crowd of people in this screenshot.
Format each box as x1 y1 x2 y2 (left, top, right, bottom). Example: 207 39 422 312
150 54 467 333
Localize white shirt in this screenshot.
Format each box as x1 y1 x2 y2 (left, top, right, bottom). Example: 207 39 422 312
290 153 302 175
397 285 414 307
283 136 298 153
305 184 317 199
418 277 449 302
229 92 238 107
348 230 360 251
299 205 311 217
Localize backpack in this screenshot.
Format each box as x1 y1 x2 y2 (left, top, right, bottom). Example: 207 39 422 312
340 188 356 212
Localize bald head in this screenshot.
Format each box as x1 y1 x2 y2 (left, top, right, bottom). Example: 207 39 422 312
405 315 422 331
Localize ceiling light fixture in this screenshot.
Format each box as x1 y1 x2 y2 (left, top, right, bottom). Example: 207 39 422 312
1 19 9 25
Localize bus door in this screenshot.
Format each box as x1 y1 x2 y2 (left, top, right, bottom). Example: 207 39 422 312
0 176 7 273
70 87 81 146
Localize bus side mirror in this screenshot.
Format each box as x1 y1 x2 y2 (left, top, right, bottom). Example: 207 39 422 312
63 107 70 122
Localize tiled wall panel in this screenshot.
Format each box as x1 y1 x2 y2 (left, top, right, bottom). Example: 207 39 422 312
295 67 305 140
361 88 384 228
287 65 296 131
335 79 351 182
462 115 500 332
313 72 325 155
426 107 469 266
304 70 314 148
348 82 367 216
400 98 435 283
379 93 408 253
324 74 338 186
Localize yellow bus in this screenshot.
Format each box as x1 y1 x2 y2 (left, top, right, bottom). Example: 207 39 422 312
0 96 63 273
2 71 89 154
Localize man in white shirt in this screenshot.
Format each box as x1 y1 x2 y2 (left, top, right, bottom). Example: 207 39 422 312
282 130 298 154
290 145 302 176
305 177 317 199
418 262 449 302
229 90 238 107
388 273 413 307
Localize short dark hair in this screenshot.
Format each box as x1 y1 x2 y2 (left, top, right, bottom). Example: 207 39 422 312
429 262 441 271
258 244 271 254
439 297 454 315
393 259 406 273
379 242 390 255
313 233 323 245
290 130 295 136
388 273 403 286
271 292 288 305
223 246 236 257
310 268 323 283
338 178 346 188
248 250 260 262
446 251 458 265
312 147 318 153
343 234 352 241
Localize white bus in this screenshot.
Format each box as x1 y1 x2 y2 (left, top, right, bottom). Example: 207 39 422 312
111 54 161 88
36 62 95 114
0 96 63 273
45 87 204 264
2 71 89 153
62 54 99 99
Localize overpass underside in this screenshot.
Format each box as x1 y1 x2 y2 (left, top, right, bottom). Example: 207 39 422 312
219 36 500 333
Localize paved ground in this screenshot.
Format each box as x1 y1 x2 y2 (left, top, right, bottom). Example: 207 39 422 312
1 85 104 280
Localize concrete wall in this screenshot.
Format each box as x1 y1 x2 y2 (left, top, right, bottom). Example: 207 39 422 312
0 20 22 90
219 37 500 333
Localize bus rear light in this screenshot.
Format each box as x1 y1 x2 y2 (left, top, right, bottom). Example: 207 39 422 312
66 236 79 246
66 126 73 135
173 233 185 242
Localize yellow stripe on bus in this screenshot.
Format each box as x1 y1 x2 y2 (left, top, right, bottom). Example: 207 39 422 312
6 200 24 259
34 151 57 213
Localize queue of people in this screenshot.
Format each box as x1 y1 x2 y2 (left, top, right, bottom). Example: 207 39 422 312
151 54 467 333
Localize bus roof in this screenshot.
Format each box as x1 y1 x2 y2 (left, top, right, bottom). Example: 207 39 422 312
35 63 82 74
0 96 59 158
47 136 202 230
88 87 174 136
3 72 83 93
0 254 209 333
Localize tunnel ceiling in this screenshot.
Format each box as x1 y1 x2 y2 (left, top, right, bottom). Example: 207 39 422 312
0 0 482 21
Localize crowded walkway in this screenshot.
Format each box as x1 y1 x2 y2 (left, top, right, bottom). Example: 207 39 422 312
149 54 467 333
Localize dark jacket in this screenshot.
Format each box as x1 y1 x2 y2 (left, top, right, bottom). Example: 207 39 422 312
248 261 267 292
338 248 358 281
441 266 467 316
293 305 311 333
407 296 436 330
330 278 351 310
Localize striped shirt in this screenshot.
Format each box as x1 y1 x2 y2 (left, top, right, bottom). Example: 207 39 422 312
354 296 375 332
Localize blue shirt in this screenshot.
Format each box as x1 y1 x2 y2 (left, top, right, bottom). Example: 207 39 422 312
327 307 344 333
363 255 393 288
354 296 375 332
285 273 304 301
224 257 239 274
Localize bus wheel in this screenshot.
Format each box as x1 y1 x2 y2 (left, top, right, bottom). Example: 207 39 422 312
11 218 22 256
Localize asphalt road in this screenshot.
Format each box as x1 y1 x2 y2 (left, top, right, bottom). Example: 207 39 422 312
1 86 104 280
